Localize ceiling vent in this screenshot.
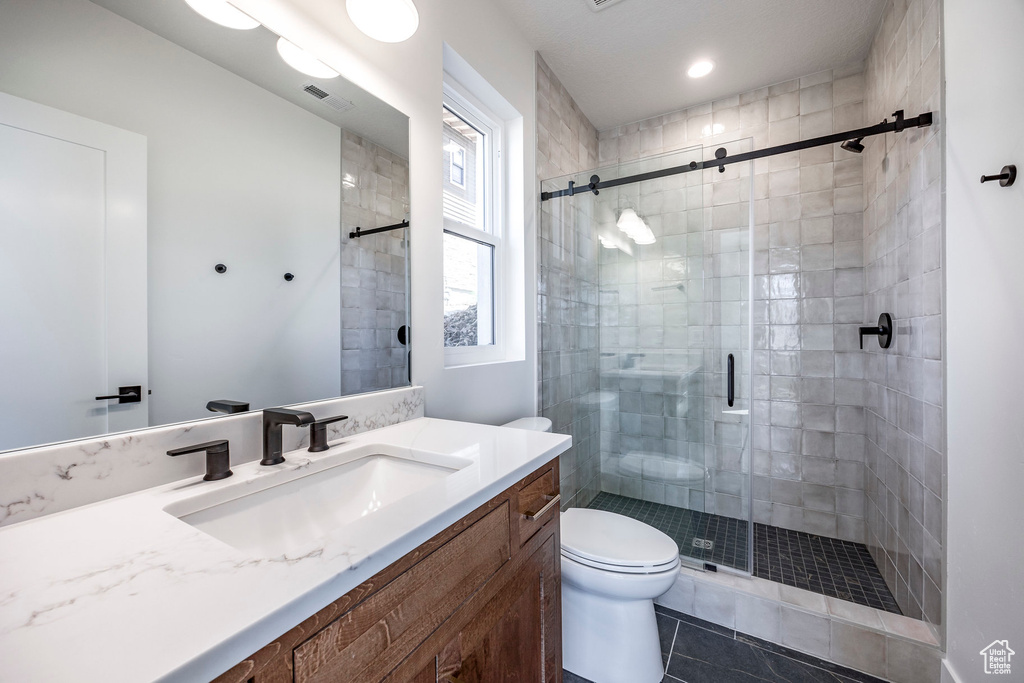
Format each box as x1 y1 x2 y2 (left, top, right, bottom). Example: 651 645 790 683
585 0 627 11
300 83 354 113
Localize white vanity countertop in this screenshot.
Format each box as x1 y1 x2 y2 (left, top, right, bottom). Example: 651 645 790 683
0 418 570 683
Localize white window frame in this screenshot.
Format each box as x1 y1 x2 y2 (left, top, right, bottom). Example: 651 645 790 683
443 77 506 366
448 145 465 188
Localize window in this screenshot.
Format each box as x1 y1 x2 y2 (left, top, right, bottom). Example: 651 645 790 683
448 145 465 187
442 81 504 363
443 231 493 346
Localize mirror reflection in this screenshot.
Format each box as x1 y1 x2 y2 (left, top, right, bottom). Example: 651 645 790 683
0 0 411 452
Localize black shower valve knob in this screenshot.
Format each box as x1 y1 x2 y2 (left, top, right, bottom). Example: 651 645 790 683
859 313 893 350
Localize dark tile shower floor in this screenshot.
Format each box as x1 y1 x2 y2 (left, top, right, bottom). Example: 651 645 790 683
563 605 886 683
587 492 901 615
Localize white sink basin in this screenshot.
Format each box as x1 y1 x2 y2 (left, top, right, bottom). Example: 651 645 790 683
166 448 468 556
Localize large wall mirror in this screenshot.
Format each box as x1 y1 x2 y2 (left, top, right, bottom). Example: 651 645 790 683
0 0 411 452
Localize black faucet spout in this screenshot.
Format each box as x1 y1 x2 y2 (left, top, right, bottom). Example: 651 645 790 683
261 407 316 466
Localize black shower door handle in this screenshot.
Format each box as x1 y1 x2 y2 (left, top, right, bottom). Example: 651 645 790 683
727 354 735 408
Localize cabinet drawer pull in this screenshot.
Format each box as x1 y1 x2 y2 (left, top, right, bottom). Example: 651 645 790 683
524 494 560 521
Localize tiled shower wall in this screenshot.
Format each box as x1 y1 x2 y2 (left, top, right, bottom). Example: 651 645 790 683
340 130 410 396
862 0 943 625
597 68 870 542
536 55 601 509
590 146 753 523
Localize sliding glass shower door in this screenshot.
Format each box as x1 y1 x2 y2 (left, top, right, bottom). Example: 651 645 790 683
539 142 753 573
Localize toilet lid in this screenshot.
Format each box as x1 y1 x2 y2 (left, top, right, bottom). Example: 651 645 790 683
561 508 679 569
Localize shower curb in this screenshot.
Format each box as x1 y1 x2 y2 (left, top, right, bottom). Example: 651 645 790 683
656 565 942 683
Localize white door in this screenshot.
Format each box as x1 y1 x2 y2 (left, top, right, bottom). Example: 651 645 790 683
0 92 147 451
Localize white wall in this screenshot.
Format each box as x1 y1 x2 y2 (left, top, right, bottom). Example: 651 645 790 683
943 0 1024 679
0 0 342 426
229 0 539 425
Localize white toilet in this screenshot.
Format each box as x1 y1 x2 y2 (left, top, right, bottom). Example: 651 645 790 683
502 416 680 683
560 508 680 683
501 416 553 432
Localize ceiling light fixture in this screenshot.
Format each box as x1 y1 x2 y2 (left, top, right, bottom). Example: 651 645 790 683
276 38 339 79
701 123 726 137
346 0 419 43
183 0 260 30
687 60 715 78
616 208 655 246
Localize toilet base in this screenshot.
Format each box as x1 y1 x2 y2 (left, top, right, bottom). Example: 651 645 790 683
562 580 665 683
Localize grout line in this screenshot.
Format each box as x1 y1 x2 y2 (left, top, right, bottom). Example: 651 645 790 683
666 617 679 674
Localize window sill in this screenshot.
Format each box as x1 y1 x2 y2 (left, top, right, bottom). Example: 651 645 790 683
443 349 523 370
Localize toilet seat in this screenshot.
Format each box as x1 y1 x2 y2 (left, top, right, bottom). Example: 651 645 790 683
560 547 679 574
560 508 679 573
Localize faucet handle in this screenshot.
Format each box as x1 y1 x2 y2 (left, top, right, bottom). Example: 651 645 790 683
308 415 349 452
167 440 232 481
206 399 249 414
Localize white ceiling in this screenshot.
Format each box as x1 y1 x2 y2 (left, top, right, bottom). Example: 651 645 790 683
500 0 886 130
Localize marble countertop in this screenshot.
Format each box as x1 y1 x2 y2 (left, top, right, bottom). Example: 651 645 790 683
0 418 570 683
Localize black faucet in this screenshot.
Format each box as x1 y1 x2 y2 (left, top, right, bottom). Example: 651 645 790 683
261 408 316 466
167 440 233 481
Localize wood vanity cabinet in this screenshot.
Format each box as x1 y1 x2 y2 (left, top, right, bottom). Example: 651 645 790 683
213 460 561 683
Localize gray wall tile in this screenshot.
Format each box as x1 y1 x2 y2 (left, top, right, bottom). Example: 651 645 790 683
861 0 944 628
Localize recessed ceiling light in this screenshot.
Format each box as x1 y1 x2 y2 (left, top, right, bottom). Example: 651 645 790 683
276 38 339 79
687 60 715 78
346 0 420 43
183 0 260 30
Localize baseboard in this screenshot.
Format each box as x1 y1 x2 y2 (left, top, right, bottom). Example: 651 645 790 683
940 659 962 683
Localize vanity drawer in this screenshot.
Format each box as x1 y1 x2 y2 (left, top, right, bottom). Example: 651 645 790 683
516 464 559 547
292 502 511 683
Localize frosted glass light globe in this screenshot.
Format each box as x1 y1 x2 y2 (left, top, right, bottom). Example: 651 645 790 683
276 38 339 79
346 0 420 43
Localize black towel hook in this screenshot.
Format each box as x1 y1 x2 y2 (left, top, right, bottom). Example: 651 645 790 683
980 165 1016 187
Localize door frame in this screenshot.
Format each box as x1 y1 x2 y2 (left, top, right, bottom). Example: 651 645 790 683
0 91 148 438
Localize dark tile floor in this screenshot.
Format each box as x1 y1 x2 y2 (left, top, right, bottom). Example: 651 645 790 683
588 492 749 568
587 492 901 614
563 605 887 683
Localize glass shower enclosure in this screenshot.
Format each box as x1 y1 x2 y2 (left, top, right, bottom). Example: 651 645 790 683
539 142 754 573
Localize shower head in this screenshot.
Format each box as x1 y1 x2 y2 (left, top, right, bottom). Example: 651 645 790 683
841 137 865 153
652 283 686 292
